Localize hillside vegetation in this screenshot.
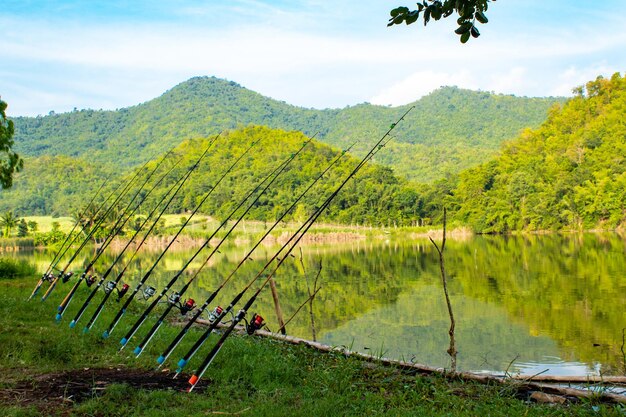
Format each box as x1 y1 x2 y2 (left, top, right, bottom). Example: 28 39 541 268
448 73 626 232
2 126 422 226
14 77 559 182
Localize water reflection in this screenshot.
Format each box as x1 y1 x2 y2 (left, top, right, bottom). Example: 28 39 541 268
12 232 626 376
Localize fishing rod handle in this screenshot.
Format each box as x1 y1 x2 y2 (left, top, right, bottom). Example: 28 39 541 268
68 277 106 327
188 310 244 389
133 304 174 356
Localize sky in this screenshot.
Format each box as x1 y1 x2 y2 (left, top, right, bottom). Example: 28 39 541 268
1 0 625 116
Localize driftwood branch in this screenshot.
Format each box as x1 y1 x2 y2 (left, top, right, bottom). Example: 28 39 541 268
268 277 286 335
278 286 322 334
299 247 321 341
192 319 626 404
620 327 626 375
428 207 457 373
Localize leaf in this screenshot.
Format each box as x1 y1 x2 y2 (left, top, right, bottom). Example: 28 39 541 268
470 26 480 38
475 11 488 24
431 6 442 20
454 22 472 34
405 15 419 25
460 31 470 43
424 8 431 25
390 7 409 17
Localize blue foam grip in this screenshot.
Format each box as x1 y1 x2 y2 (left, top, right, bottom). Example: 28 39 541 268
56 314 63 322
133 346 142 355
57 306 63 312
120 337 128 346
102 330 110 339
157 355 165 365
69 320 76 328
177 358 187 369
82 327 89 334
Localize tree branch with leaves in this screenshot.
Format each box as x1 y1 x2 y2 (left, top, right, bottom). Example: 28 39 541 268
388 0 493 43
0 99 24 189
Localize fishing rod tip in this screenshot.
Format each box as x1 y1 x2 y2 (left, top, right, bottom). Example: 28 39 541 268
55 314 63 322
68 320 76 328
82 327 89 334
102 330 109 339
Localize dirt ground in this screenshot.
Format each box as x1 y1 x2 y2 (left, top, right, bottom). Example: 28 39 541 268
0 367 208 412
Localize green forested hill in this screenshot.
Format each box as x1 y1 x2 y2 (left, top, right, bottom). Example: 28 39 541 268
0 155 114 216
13 76 559 182
1 126 422 224
450 73 626 232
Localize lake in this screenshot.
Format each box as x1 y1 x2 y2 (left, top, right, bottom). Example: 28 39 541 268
13 232 626 376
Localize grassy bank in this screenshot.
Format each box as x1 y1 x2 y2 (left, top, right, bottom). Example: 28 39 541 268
0 257 36 278
0 278 622 416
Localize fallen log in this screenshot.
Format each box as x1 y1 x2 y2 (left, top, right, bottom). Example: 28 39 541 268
194 318 626 404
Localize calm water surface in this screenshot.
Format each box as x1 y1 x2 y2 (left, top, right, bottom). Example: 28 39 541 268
14 232 626 376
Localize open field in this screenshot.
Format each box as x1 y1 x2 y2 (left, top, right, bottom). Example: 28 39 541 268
21 216 75 233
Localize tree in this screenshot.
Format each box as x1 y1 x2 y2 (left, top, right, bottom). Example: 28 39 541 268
388 0 492 43
17 219 29 237
0 211 19 237
27 220 38 233
0 99 24 189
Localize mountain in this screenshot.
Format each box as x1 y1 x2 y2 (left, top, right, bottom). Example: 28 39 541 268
450 73 626 232
13 76 561 182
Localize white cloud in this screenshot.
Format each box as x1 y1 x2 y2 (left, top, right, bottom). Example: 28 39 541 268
370 70 478 106
550 65 622 96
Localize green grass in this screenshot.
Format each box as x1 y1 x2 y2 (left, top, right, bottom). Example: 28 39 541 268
0 278 623 416
21 216 75 233
0 257 36 279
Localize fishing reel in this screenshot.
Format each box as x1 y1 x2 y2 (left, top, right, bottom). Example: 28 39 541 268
179 298 196 315
142 286 156 300
168 292 181 305
168 292 196 315
61 272 74 283
207 305 223 324
116 284 130 301
85 275 97 287
104 281 116 294
42 272 55 282
245 313 265 335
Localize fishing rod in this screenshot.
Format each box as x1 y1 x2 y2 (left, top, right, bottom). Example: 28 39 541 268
28 172 122 301
57 154 181 322
79 143 213 333
155 141 355 367
184 108 413 390
130 138 315 356
39 158 154 301
101 135 256 339
40 173 114 279
173 137 387 376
